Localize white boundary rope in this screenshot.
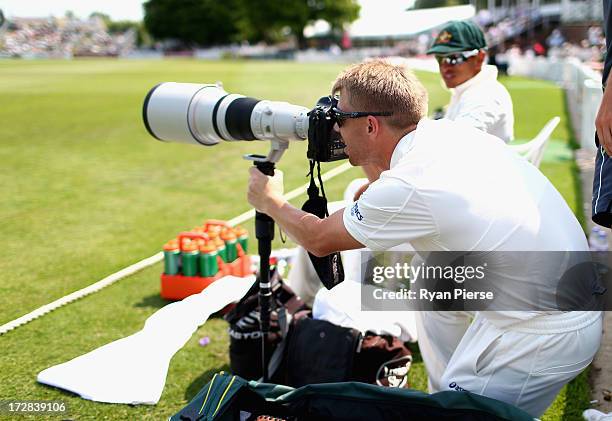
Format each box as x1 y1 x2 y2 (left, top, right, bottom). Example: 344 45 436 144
0 162 353 335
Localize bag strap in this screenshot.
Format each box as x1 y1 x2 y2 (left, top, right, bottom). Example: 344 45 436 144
260 307 290 382
301 160 345 290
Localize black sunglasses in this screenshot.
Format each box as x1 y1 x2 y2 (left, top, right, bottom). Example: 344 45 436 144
332 106 394 127
435 49 480 66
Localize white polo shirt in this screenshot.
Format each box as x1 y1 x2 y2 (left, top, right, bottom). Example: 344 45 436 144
343 119 588 325
445 65 514 143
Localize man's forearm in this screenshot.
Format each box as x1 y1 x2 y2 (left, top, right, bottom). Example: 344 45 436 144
264 197 329 256
261 194 363 256
247 167 363 255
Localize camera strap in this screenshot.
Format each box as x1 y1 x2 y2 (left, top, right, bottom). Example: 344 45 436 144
301 160 344 290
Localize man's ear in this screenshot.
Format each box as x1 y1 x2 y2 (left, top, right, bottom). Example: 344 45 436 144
476 50 486 67
367 115 379 135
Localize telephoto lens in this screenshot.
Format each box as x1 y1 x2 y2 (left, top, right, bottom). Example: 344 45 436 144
143 82 309 147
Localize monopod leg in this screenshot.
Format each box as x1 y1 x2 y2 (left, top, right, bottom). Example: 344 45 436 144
254 161 275 382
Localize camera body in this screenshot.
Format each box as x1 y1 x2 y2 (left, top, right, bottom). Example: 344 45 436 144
307 96 348 162
143 82 347 163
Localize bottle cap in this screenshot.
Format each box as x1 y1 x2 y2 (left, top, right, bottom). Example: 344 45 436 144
199 243 217 253
182 240 198 252
221 230 237 241
235 226 248 237
207 225 223 235
163 240 179 251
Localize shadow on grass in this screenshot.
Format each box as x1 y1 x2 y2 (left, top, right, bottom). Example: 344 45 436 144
38 381 83 399
134 294 170 309
562 91 582 151
407 342 423 364
571 159 587 229
184 364 231 402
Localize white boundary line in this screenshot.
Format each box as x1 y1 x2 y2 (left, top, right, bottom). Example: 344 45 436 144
0 162 353 336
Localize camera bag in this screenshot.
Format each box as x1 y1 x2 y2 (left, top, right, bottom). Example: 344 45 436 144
225 269 412 388
224 268 307 382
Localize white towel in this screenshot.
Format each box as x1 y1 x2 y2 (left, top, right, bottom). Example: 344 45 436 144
313 280 418 343
37 275 256 405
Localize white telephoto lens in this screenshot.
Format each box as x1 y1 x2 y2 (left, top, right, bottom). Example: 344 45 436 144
143 82 227 146
143 82 309 146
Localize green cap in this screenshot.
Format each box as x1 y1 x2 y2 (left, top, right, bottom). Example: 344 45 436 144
427 20 487 55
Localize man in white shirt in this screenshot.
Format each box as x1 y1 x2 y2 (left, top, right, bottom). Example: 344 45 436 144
428 20 514 143
247 59 601 417
292 23 514 301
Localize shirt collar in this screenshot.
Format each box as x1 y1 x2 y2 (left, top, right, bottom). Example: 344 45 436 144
389 126 418 168
451 64 498 96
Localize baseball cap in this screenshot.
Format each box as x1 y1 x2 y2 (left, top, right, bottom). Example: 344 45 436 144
427 20 487 55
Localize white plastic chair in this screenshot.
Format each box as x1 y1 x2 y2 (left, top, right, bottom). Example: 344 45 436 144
508 116 561 168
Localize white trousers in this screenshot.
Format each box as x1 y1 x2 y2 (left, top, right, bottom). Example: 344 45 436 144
288 244 324 307
416 310 603 417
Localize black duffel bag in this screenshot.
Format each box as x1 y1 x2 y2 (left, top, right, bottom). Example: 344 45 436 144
225 269 411 388
224 268 308 382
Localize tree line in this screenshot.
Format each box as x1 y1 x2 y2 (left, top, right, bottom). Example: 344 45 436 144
142 0 360 48
93 0 464 49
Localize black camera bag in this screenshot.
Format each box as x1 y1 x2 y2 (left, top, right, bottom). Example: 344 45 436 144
224 268 308 382
225 269 412 388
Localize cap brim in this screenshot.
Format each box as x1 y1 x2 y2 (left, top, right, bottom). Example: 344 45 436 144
426 45 467 55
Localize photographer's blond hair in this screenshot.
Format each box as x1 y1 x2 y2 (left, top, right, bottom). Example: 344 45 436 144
332 59 428 130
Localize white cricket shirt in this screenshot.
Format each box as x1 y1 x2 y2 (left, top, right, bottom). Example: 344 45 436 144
445 65 514 143
343 119 589 324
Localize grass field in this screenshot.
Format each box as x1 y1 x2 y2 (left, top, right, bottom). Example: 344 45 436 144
0 59 587 420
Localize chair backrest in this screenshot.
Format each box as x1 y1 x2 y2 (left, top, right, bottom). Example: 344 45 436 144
508 116 560 168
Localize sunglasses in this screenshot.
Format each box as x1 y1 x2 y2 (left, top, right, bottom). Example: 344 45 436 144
435 49 480 66
332 107 393 127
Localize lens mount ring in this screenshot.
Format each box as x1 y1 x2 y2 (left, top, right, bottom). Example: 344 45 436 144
188 85 229 145
215 94 246 141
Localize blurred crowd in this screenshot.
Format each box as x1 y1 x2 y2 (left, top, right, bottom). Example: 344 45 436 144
484 24 605 75
476 7 544 46
0 15 135 58
0 11 605 70
371 9 605 71
478 7 605 67
545 26 605 65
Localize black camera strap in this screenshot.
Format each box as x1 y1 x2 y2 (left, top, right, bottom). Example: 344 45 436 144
301 160 344 290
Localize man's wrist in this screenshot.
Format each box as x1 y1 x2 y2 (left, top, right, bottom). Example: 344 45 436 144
262 195 286 216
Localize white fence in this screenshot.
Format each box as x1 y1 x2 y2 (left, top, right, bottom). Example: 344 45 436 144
508 55 602 150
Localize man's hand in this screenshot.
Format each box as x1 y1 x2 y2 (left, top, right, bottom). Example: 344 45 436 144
247 166 363 256
596 84 612 156
247 167 284 214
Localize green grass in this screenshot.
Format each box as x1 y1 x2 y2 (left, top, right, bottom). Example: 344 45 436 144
0 59 590 420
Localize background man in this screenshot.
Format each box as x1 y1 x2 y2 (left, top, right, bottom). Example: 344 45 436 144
247 59 601 417
592 0 612 227
427 20 514 143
